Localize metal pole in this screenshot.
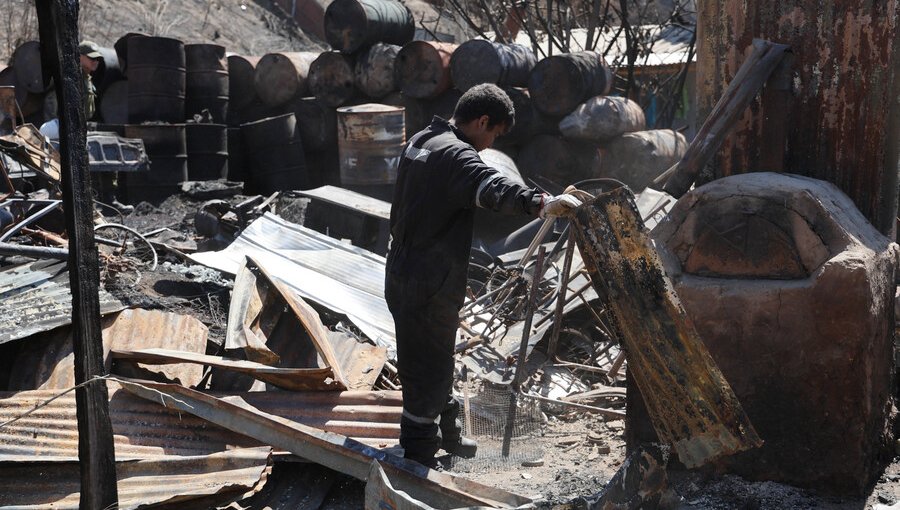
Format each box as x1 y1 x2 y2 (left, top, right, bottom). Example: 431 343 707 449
547 229 576 357
502 246 546 457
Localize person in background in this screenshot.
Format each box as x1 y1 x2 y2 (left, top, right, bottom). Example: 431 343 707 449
385 83 583 470
78 40 101 121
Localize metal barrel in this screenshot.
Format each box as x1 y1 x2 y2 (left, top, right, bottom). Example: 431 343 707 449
12 41 47 94
559 96 646 141
114 32 147 76
308 51 357 107
324 0 414 54
92 124 127 136
127 36 186 123
395 41 456 99
450 40 535 92
93 47 123 95
498 86 559 144
226 127 245 182
516 134 597 186
254 52 318 108
227 55 260 113
186 123 228 181
0 67 41 119
121 124 188 204
336 103 405 200
354 43 399 99
240 113 308 194
292 96 337 152
185 44 229 123
99 80 128 124
528 51 613 116
596 129 687 192
381 91 426 134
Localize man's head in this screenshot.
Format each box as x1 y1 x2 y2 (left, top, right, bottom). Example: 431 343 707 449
78 40 102 74
451 84 515 151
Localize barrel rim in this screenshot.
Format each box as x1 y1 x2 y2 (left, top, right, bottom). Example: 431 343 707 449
336 103 405 114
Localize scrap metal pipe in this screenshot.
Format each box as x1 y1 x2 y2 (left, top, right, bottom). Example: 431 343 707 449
0 241 67 260
571 187 762 468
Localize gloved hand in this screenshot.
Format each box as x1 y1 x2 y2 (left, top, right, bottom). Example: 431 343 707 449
539 192 583 218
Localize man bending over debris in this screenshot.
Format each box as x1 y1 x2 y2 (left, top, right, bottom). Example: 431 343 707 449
385 83 583 469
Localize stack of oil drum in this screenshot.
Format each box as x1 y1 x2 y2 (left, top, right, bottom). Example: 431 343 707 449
18 0 686 205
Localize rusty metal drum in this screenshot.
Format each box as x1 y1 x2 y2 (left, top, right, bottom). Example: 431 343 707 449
395 41 456 99
336 103 405 197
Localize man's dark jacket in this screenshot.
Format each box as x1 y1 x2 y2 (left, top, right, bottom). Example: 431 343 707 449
386 117 544 308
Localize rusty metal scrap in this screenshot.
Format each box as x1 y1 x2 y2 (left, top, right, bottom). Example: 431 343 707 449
0 384 402 462
0 123 61 182
9 308 208 390
118 377 533 509
0 448 272 509
191 212 396 353
225 256 350 390
571 187 762 468
111 348 345 391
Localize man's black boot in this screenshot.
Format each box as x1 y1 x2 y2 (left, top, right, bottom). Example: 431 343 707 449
439 398 478 458
400 415 442 468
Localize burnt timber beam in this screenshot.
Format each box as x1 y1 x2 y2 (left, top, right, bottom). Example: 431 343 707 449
570 188 762 468
34 1 118 507
658 39 789 198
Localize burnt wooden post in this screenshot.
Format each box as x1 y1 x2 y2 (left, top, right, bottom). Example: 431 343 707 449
35 1 119 507
660 39 789 197
696 1 900 236
571 188 762 468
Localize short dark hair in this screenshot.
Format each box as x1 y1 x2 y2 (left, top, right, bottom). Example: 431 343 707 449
452 84 515 131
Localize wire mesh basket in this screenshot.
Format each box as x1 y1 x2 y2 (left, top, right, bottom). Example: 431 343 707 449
450 378 545 472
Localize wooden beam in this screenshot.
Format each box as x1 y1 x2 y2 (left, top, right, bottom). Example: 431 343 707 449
657 39 789 198
34 1 118 507
570 188 763 468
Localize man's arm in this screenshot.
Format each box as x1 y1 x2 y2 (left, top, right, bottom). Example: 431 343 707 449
446 145 543 215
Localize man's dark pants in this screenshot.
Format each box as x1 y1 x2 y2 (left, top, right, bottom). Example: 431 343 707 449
385 270 465 464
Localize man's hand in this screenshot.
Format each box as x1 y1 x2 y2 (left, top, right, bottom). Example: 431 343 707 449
540 192 584 218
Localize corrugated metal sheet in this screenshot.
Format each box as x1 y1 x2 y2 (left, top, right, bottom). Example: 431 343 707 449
0 259 125 344
9 308 208 390
494 25 695 68
191 213 396 354
0 384 401 462
0 448 271 510
225 257 349 390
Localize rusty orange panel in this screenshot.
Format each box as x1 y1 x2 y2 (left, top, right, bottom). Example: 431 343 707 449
695 1 900 234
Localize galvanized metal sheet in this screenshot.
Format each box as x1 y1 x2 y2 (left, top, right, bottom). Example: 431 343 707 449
0 447 271 509
499 25 695 68
0 384 402 462
9 308 208 390
298 185 391 219
0 259 125 345
191 213 397 354
328 330 387 390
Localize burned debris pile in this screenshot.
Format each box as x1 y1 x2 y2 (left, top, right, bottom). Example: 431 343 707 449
0 0 898 508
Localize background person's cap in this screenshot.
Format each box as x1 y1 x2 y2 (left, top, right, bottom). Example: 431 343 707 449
78 41 102 59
